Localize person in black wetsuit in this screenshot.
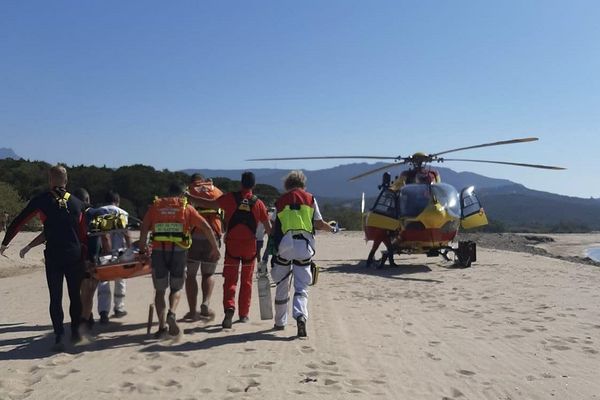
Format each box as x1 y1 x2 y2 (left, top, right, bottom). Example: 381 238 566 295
0 165 87 351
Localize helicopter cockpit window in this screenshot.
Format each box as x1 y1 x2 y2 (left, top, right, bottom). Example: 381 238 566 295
431 183 461 219
399 184 431 217
371 189 398 218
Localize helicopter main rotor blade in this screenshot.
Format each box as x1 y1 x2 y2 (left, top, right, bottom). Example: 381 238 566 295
348 162 404 181
246 155 399 161
432 137 538 157
441 158 566 170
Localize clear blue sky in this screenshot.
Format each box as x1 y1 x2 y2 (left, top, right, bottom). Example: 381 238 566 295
1 1 598 197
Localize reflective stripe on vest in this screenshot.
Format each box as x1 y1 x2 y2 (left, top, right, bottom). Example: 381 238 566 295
151 196 192 249
277 204 314 234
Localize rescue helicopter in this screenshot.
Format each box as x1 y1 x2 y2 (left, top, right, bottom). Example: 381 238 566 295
248 137 565 268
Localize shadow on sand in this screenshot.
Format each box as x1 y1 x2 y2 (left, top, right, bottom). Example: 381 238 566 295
325 261 444 283
0 322 58 361
0 320 160 360
141 327 296 353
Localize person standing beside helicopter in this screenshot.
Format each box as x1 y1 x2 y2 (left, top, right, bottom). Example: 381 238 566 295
270 170 337 338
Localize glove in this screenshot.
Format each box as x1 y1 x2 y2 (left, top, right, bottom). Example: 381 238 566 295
329 220 340 234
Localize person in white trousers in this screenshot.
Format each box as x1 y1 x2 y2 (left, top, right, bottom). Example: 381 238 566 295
97 191 131 323
270 171 336 338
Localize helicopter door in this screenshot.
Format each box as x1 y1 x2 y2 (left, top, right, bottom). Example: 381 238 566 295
366 188 400 231
460 186 488 229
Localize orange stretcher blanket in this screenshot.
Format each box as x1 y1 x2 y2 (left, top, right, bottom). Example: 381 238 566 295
92 254 151 281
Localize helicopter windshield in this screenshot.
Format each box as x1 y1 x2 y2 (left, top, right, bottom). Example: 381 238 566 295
399 184 431 217
431 183 461 218
399 183 460 218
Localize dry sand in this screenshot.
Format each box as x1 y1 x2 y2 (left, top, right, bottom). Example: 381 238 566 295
1 231 599 400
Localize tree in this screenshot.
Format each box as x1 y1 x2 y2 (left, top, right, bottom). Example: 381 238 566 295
0 181 41 230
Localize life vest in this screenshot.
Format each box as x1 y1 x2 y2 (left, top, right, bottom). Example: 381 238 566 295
187 180 224 237
187 180 223 201
276 189 315 235
150 196 192 249
227 192 258 235
272 189 315 252
89 212 128 232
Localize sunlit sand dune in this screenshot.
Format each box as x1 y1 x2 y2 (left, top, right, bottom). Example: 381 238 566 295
1 231 599 399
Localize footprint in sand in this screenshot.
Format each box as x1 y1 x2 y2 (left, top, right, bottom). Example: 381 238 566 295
28 365 45 373
135 382 162 394
504 334 525 339
425 352 442 361
300 345 315 354
46 355 74 367
241 373 261 378
243 379 261 392
159 379 182 389
457 370 476 376
253 361 275 371
348 388 365 394
306 362 320 370
582 347 599 354
123 365 162 374
189 360 207 368
346 378 371 387
49 368 80 380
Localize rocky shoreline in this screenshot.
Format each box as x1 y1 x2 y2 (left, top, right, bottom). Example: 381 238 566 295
457 232 600 267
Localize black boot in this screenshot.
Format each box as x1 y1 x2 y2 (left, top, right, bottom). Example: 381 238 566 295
222 308 234 329
296 316 307 338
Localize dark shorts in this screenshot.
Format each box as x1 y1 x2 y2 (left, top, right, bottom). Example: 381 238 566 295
151 249 187 291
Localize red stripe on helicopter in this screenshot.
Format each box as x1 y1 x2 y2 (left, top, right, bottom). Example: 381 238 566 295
401 228 457 243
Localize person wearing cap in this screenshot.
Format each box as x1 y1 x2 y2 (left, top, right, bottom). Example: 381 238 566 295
184 174 224 320
193 171 271 329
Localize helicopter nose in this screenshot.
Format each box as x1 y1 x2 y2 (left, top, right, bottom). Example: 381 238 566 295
419 203 449 228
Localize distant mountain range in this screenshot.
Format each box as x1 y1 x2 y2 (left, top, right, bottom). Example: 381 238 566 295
183 163 516 199
185 163 600 231
0 148 20 160
3 147 599 230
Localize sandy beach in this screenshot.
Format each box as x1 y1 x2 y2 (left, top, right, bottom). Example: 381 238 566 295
1 231 599 400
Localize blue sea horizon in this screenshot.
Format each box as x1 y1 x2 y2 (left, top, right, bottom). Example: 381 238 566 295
586 247 600 262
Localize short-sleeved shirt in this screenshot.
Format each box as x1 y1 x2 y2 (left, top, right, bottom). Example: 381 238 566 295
217 190 269 243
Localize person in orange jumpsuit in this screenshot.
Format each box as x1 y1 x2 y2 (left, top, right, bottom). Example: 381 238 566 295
194 172 271 329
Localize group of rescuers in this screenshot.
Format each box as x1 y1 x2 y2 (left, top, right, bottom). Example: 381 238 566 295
0 165 337 351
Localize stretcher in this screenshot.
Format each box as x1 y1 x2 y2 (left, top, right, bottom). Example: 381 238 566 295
92 253 152 281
